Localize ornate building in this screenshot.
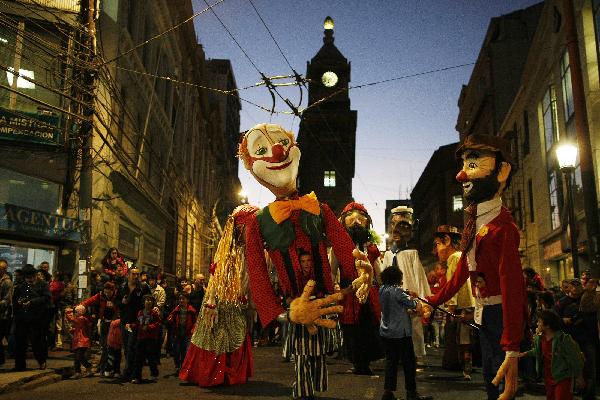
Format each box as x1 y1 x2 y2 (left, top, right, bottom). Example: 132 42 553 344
297 17 357 214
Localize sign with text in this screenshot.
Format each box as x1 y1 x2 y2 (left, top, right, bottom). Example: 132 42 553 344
0 203 80 241
0 108 61 145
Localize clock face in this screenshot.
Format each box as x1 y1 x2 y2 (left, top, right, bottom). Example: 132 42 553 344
321 71 338 87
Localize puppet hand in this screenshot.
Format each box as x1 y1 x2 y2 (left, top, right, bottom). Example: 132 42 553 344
351 249 373 304
492 355 518 399
289 280 344 334
203 304 218 329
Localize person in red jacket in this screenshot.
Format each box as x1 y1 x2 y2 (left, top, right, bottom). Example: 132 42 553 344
167 293 196 373
130 295 161 383
65 305 93 378
427 134 525 400
102 248 128 283
81 281 119 374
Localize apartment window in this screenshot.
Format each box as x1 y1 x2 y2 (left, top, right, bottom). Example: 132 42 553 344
593 0 600 82
0 22 63 115
452 195 463 212
548 169 562 230
324 170 336 187
542 86 560 152
523 110 530 155
560 51 575 121
541 86 563 231
528 179 535 223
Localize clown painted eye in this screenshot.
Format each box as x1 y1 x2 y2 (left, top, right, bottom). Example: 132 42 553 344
468 162 477 169
255 146 267 156
279 138 290 146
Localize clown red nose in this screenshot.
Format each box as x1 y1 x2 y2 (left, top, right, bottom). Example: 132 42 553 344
456 170 468 182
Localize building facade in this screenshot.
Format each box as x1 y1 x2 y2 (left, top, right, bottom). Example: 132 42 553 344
0 0 240 292
0 0 81 275
500 0 600 284
457 0 600 285
410 143 464 269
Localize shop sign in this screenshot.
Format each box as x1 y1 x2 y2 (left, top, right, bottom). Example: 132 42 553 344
0 108 61 145
0 203 80 241
119 225 140 260
543 239 563 260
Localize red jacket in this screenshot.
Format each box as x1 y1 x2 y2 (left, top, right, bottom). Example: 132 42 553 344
167 304 197 338
66 312 92 350
132 309 161 340
102 257 128 280
429 207 526 352
245 201 358 327
49 280 65 304
81 292 119 320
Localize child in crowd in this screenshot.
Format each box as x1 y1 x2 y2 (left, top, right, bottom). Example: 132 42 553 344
130 295 161 383
379 266 432 400
519 310 584 400
106 318 123 377
167 293 197 373
66 305 93 379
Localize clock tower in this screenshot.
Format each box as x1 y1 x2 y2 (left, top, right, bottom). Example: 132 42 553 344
297 16 357 214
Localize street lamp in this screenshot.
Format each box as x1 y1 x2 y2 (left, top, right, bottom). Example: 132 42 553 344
556 141 579 277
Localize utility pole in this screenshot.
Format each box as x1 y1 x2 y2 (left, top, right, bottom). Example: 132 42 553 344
563 0 600 277
78 0 98 297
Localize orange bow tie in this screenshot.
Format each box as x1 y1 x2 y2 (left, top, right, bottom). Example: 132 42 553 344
268 192 320 224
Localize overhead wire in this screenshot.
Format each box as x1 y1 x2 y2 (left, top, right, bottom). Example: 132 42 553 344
99 0 226 67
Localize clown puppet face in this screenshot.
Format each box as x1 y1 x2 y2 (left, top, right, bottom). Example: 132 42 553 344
456 149 511 204
240 123 301 198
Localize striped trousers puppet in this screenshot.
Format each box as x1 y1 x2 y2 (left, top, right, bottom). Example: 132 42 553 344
287 322 328 399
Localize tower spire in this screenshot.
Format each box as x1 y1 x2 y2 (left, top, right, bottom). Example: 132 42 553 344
323 16 334 45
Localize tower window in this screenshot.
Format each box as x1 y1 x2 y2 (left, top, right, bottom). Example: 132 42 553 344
324 170 336 187
452 195 463 211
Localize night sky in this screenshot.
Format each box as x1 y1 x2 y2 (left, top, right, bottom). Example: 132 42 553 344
192 0 541 236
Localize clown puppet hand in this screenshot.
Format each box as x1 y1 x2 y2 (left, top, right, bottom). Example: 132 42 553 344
492 355 518 400
289 280 344 335
351 248 373 303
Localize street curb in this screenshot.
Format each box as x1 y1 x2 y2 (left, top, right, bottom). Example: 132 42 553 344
0 367 72 395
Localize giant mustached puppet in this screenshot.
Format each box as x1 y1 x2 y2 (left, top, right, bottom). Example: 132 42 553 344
427 134 525 400
238 123 372 399
381 206 432 364
330 202 383 375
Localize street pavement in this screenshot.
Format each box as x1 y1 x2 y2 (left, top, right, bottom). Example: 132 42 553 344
1 345 548 400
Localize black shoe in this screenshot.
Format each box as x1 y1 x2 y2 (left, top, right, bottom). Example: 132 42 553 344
381 391 398 400
10 367 26 372
406 391 432 400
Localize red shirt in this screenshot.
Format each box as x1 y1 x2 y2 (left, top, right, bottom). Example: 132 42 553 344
132 309 162 340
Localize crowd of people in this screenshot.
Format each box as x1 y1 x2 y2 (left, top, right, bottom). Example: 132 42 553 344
0 241 598 400
0 249 207 384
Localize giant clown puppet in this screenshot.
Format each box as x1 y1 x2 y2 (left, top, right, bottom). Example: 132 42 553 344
427 134 525 400
238 123 372 399
330 202 383 375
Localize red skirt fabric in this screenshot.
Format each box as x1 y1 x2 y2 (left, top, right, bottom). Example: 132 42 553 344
179 333 253 387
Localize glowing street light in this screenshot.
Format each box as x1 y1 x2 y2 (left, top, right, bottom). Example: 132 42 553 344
556 141 579 277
